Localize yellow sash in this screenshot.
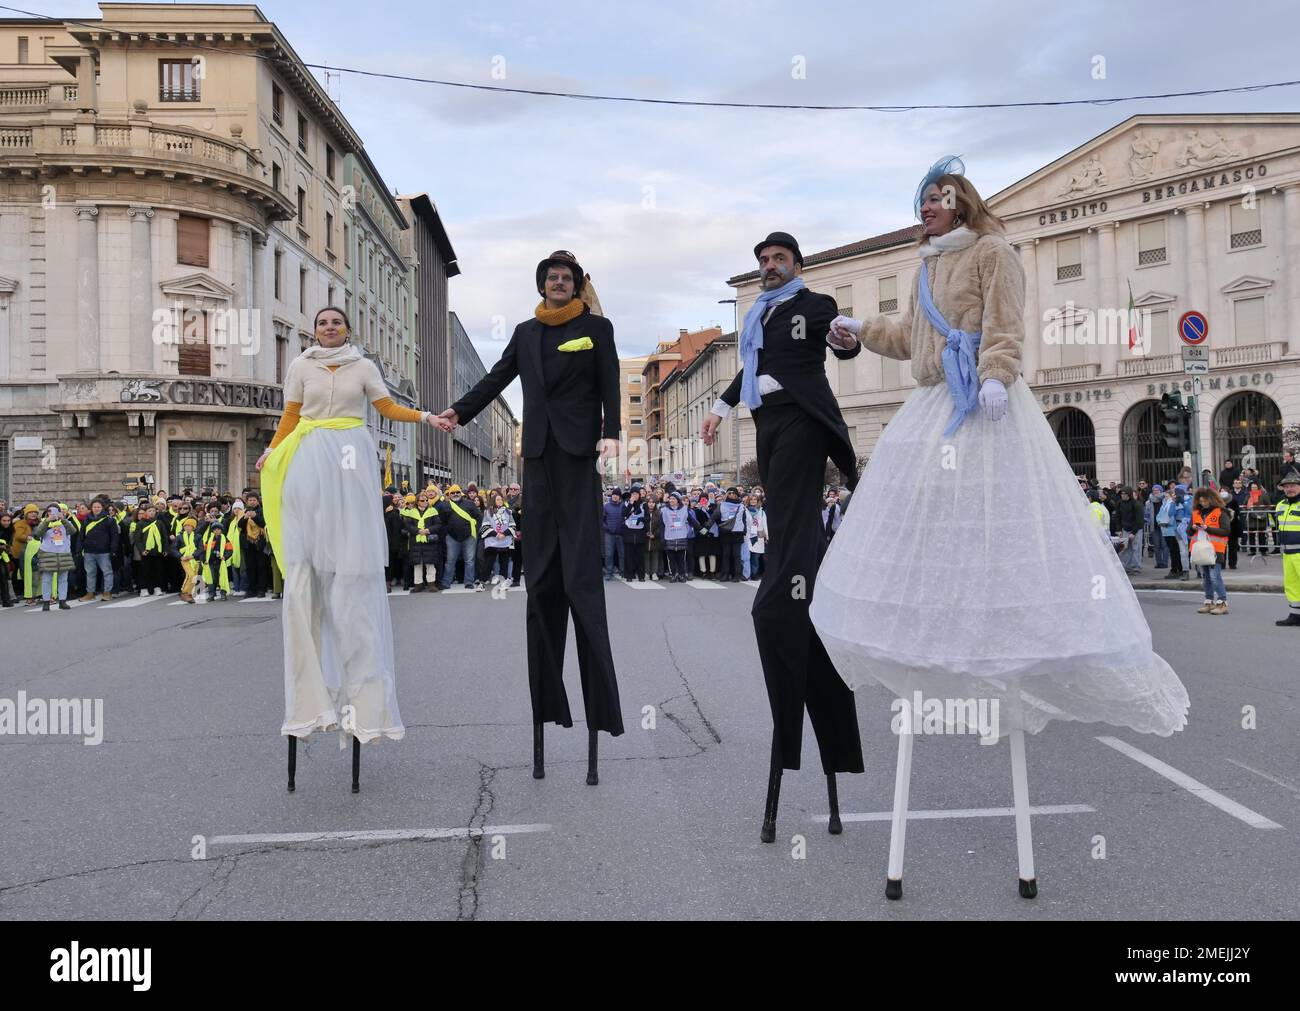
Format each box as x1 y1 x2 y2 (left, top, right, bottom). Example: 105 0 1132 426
261 416 364 559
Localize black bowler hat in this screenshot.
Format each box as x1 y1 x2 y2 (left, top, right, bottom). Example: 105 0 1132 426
753 231 803 266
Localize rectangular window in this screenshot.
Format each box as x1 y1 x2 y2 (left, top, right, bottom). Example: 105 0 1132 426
297 112 308 154
272 163 281 193
272 83 283 125
1056 236 1082 281
273 249 283 301
835 284 853 319
630 395 641 404
1141 308 1169 351
1233 296 1265 344
159 59 200 102
1229 201 1262 249
325 211 334 250
296 186 306 224
1137 220 1166 265
878 275 898 313
17 36 29 64
325 145 335 180
299 267 307 313
276 334 288 385
178 307 210 376
176 214 210 267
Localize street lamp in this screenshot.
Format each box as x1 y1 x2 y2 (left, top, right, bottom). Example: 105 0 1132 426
719 298 740 483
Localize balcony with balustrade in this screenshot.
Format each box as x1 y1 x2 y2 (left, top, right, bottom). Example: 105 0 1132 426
0 85 293 221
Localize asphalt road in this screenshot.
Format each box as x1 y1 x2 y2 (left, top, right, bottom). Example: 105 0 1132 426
2 578 1296 920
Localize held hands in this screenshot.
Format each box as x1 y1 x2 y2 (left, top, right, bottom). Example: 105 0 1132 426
432 409 458 432
828 315 863 349
978 378 1008 422
701 414 721 446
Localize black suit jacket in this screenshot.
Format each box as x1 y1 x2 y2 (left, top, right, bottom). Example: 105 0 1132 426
450 307 620 459
720 288 861 488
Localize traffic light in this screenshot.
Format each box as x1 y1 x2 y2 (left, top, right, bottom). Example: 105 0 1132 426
1159 392 1190 451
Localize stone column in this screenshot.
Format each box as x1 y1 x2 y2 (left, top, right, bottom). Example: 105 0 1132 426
251 231 268 382
128 205 154 373
233 225 253 378
75 203 100 372
1284 186 1300 356
1096 222 1120 376
1184 202 1210 324
1018 239 1041 385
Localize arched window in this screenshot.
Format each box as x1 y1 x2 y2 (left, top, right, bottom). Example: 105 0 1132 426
1048 407 1096 482
1122 400 1186 487
1213 391 1283 488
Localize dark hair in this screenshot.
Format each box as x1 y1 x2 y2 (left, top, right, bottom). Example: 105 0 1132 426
313 306 353 332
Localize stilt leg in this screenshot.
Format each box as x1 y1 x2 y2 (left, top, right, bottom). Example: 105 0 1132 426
586 729 599 786
826 774 843 835
1010 726 1037 898
761 730 781 844
885 720 914 900
287 736 297 793
532 722 545 779
351 735 361 794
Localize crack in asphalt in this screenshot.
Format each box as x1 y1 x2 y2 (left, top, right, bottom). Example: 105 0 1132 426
457 762 498 922
658 618 723 751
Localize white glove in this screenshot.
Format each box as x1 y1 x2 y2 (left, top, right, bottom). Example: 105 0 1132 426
830 315 863 338
978 378 1008 422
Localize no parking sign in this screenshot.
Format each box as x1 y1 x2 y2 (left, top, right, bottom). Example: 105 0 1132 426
1178 310 1209 346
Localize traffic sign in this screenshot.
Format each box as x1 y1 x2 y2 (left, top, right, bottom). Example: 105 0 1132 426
1181 346 1208 360
1178 310 1209 345
1183 359 1208 375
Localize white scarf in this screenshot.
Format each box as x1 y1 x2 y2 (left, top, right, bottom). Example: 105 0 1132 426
300 342 363 366
918 225 979 259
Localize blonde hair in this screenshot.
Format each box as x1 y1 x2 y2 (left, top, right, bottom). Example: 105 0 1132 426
920 174 1004 243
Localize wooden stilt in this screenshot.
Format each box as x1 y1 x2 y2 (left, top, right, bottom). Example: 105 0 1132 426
826 774 843 835
351 735 361 794
532 722 544 779
885 717 914 900
586 729 599 785
287 736 297 793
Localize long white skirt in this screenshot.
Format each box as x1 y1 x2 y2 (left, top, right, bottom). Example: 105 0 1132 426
278 425 403 744
809 378 1189 737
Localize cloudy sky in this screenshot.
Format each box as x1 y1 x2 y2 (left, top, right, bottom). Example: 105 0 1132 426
25 0 1300 413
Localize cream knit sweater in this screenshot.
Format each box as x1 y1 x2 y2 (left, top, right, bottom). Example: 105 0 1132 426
860 228 1025 388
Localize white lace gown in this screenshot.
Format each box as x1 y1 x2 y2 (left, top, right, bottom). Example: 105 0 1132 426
809 377 1190 737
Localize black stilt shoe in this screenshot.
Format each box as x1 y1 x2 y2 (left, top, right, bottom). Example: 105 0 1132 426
586 729 599 786
532 722 545 779
826 774 843 834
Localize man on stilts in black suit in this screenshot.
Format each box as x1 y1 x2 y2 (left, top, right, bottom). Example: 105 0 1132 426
436 251 624 783
702 231 864 842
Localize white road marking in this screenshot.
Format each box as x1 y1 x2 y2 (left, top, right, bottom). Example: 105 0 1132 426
23 598 94 613
623 580 664 590
814 804 1094 823
209 823 552 846
1096 736 1283 829
1226 757 1300 799
685 580 725 590
101 593 177 608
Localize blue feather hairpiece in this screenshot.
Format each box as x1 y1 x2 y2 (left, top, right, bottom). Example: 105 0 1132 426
913 155 966 221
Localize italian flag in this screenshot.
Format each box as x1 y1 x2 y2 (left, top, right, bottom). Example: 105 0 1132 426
1127 280 1140 352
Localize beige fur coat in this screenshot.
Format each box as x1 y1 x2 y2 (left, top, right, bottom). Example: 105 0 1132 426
859 227 1025 389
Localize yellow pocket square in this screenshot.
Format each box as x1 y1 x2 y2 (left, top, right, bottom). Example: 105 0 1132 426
557 336 593 352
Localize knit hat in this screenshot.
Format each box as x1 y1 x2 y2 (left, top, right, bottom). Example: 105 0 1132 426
23 503 38 516
404 493 417 504
447 484 462 494
182 517 198 528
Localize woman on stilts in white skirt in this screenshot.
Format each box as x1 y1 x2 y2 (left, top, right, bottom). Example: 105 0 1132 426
812 157 1189 899
256 307 438 792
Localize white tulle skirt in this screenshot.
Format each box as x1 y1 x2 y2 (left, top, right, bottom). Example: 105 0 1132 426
278 425 402 744
809 378 1189 737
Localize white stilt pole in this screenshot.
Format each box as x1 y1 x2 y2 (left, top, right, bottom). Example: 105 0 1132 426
885 715 914 899
1009 720 1037 898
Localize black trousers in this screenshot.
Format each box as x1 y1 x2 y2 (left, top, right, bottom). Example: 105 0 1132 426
523 431 624 735
752 399 863 774
719 532 744 578
246 549 271 596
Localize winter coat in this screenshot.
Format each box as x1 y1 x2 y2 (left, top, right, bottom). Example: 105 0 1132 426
859 229 1025 389
621 501 648 545
32 519 76 572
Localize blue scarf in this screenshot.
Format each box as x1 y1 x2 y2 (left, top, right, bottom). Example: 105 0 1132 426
739 277 806 410
917 260 982 437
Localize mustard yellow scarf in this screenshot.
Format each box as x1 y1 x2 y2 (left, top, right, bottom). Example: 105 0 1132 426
534 299 585 326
